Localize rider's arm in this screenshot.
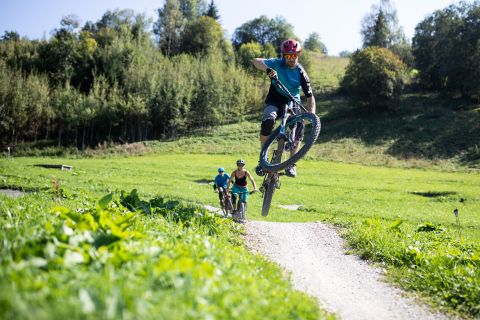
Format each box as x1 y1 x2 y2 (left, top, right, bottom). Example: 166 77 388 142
246 171 258 190
227 172 234 190
300 66 316 113
252 58 268 71
307 96 316 114
253 58 278 79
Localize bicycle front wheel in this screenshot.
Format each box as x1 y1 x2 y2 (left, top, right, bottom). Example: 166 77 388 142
237 201 246 222
223 194 234 217
260 112 320 172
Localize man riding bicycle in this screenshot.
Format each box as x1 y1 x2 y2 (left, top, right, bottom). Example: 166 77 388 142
213 167 230 209
227 159 258 213
252 39 316 178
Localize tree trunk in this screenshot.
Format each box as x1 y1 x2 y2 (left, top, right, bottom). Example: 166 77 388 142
89 123 94 146
75 126 78 149
58 128 62 147
137 117 141 141
82 123 86 150
45 119 50 140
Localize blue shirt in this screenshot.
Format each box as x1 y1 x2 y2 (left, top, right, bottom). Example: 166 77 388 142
214 173 230 188
264 58 313 106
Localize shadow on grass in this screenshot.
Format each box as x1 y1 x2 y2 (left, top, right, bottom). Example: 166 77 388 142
317 93 480 165
195 179 212 184
409 191 457 198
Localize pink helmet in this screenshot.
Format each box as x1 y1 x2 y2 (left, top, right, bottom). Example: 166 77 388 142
281 39 302 54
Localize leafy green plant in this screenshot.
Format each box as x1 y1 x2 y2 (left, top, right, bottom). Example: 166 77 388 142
0 191 325 319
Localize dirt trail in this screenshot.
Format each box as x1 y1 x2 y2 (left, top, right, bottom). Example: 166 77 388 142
245 221 447 320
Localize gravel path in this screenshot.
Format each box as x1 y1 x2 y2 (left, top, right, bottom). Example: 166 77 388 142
245 221 447 320
0 189 25 198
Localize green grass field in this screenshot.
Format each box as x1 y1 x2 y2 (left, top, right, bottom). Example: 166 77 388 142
1 151 479 317
0 156 330 319
2 154 478 240
1 54 479 318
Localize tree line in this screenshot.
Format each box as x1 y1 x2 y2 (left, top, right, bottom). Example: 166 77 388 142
0 0 330 149
341 0 479 111
1 0 478 149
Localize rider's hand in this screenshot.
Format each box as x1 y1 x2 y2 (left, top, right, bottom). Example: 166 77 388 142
266 68 277 80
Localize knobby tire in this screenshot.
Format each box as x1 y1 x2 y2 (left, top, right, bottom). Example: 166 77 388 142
237 201 246 222
261 140 284 216
222 193 234 217
260 112 320 172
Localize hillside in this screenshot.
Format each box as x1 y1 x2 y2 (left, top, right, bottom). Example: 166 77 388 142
11 52 479 170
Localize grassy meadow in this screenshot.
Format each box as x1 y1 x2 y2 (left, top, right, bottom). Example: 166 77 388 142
1 54 479 318
1 150 479 317
0 156 329 319
306 53 349 93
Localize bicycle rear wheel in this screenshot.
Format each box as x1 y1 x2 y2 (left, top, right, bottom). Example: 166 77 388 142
260 112 320 172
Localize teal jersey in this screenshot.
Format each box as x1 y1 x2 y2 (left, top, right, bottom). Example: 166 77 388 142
264 58 313 105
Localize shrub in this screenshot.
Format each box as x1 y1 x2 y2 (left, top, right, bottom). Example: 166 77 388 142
341 46 406 112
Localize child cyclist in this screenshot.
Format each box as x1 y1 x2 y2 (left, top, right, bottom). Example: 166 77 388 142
227 159 258 213
213 167 230 209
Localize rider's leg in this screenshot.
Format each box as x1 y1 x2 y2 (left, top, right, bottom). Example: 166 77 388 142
240 187 249 222
286 120 304 178
231 185 239 211
218 191 224 208
240 187 249 203
257 105 279 176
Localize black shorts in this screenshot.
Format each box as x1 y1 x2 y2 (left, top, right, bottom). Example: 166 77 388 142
261 104 304 140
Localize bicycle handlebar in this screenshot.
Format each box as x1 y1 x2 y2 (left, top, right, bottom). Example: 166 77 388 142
227 189 258 195
266 68 308 113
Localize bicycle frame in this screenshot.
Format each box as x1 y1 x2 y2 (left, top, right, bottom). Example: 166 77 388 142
271 77 309 157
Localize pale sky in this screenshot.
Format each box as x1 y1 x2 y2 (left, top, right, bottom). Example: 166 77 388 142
0 0 468 55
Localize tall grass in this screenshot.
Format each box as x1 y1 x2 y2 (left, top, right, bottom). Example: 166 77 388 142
347 219 479 316
2 151 479 316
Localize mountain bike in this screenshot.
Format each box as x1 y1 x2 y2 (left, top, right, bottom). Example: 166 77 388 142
259 76 321 216
217 187 234 218
231 189 257 223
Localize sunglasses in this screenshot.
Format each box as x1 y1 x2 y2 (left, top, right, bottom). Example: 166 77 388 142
283 53 298 60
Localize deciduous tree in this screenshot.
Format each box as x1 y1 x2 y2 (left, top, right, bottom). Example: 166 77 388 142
304 32 327 54
232 15 296 50
154 0 187 56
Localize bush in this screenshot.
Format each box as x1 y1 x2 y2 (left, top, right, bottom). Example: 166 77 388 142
341 46 406 112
